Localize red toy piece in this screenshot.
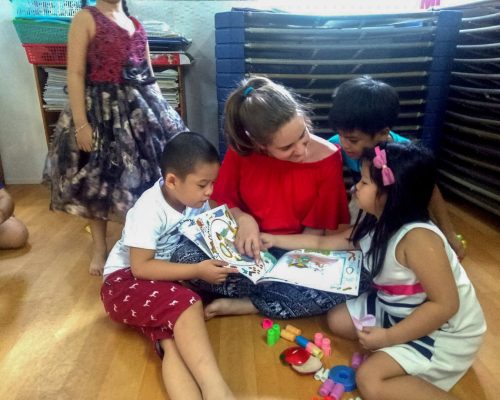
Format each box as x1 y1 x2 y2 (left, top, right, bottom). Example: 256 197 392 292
280 346 323 374
281 346 310 365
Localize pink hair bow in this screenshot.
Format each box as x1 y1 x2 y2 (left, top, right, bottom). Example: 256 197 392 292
373 146 395 186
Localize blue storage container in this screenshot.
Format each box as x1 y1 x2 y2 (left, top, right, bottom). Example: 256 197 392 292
12 0 96 20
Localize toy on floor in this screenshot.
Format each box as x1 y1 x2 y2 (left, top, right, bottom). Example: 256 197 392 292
318 365 357 399
314 367 330 382
260 321 326 379
296 335 324 358
281 346 323 374
313 332 332 356
351 352 364 370
261 318 274 330
266 323 281 345
329 365 356 391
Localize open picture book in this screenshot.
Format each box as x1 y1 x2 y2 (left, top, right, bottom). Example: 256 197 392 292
178 205 363 296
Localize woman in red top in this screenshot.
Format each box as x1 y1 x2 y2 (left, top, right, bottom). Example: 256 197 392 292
171 77 368 319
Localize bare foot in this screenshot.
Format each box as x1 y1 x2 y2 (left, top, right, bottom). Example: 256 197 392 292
204 298 258 320
89 247 106 276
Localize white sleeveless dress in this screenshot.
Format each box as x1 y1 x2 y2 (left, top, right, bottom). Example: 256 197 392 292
347 221 486 390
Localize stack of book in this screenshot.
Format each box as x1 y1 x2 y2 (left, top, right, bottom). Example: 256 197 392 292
155 69 180 106
43 68 67 110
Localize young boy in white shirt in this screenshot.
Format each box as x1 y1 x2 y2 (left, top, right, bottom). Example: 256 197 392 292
101 132 237 400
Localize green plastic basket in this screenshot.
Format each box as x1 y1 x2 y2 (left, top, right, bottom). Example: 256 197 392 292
13 18 70 44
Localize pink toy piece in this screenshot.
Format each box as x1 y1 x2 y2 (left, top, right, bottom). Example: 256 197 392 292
351 352 364 369
330 383 345 400
314 332 323 346
261 318 273 330
321 337 331 357
352 314 376 331
319 378 335 397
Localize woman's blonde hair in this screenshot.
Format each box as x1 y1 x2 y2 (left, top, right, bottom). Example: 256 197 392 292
224 76 311 156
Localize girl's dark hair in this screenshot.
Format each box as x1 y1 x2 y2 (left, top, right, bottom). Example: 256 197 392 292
122 0 130 16
351 142 436 278
160 132 220 179
329 76 400 136
224 76 311 156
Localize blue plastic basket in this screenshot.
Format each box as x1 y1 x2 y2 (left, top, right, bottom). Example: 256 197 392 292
13 18 70 44
12 0 96 20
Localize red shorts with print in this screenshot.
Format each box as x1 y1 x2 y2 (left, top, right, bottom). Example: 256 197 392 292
100 268 201 342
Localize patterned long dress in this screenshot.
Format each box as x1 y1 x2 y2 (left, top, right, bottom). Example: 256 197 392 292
44 6 186 220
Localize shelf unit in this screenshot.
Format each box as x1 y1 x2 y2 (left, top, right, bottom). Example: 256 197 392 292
439 3 500 217
32 63 187 145
214 10 462 154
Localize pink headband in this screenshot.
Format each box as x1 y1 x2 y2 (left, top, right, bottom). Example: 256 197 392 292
373 146 395 186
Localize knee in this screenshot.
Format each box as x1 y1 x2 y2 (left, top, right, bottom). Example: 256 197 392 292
326 304 350 336
326 307 341 333
355 364 383 400
0 218 28 249
11 219 29 248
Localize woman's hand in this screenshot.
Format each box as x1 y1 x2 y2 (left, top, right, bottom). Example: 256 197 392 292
196 259 238 284
260 233 275 251
75 124 93 152
357 326 392 350
235 213 261 261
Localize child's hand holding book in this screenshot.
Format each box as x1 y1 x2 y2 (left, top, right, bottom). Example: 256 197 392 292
197 259 239 285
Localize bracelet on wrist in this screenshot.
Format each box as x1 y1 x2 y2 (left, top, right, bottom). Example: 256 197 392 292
75 122 90 135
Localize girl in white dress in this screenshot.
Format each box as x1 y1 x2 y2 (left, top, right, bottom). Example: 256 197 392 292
261 142 486 400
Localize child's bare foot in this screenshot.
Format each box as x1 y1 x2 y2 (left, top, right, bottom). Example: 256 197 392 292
89 247 106 276
204 298 258 320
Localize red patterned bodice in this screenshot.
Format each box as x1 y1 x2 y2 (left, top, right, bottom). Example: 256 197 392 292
85 7 147 83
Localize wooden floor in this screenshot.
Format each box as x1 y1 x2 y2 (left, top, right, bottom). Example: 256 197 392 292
1 184 499 400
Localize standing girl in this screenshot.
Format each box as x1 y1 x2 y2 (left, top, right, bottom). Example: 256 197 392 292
261 142 486 399
171 76 369 319
44 0 186 275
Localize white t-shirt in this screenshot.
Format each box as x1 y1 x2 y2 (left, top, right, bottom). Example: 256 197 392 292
103 179 210 277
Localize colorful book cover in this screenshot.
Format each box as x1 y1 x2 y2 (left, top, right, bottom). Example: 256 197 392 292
180 205 362 294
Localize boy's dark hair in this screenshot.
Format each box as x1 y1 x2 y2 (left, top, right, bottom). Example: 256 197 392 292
351 142 436 278
329 76 400 136
160 132 220 179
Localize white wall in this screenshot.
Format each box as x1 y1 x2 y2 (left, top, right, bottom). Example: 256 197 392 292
0 0 48 183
